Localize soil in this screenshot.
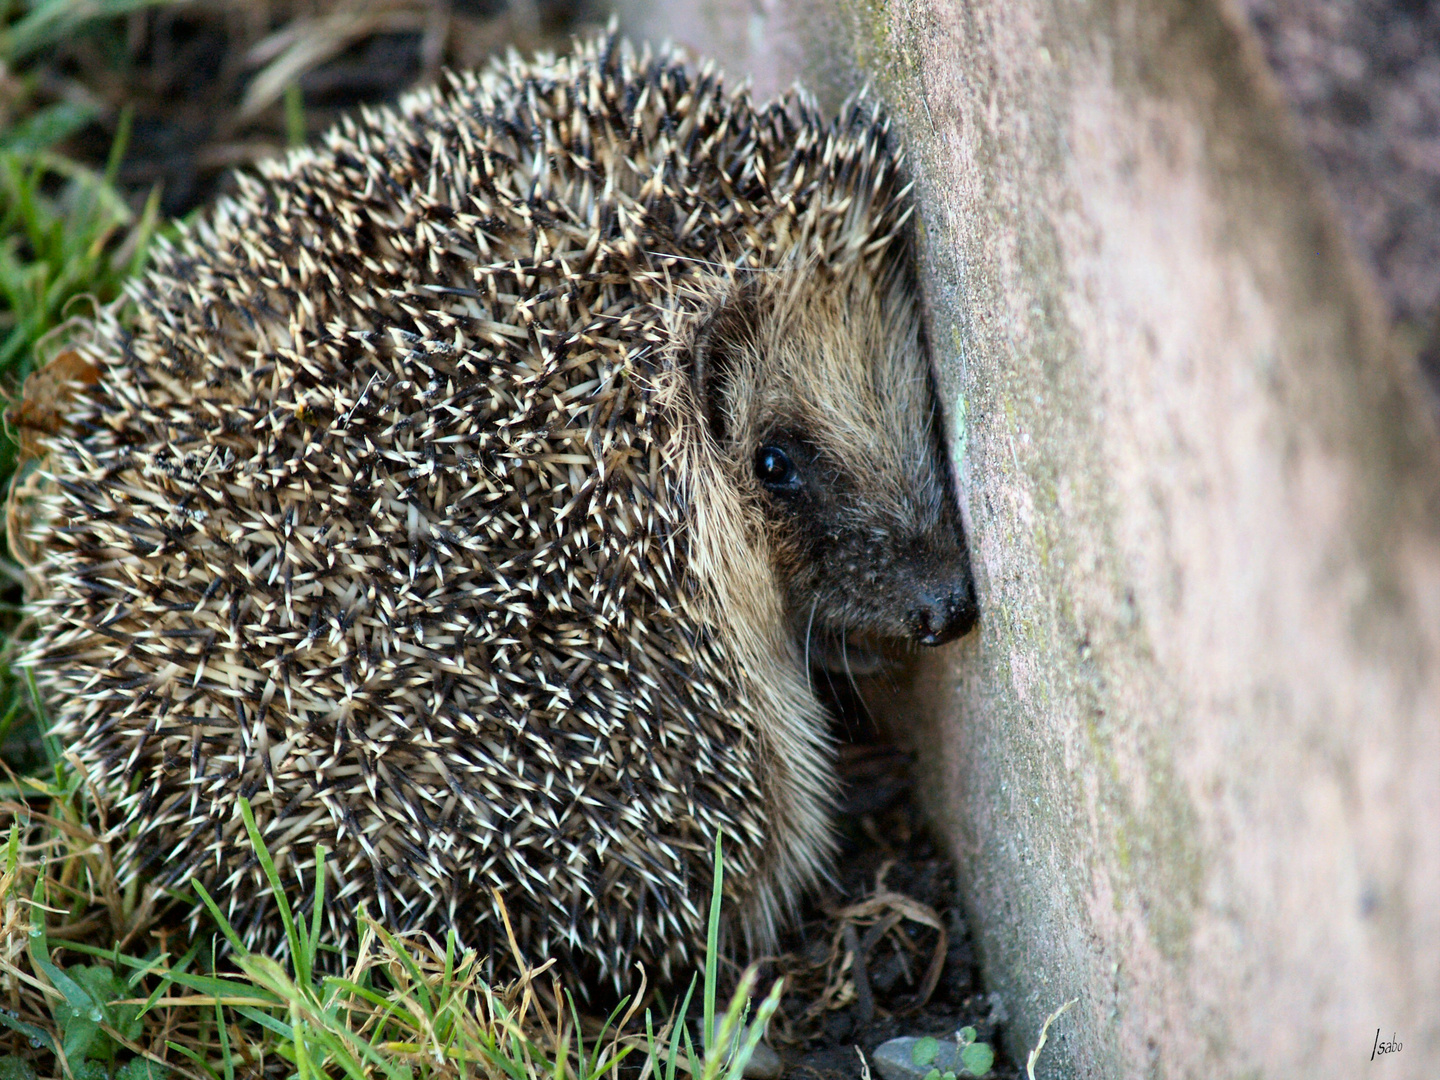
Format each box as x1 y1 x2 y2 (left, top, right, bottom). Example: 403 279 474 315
33 1 590 220
765 737 1021 1080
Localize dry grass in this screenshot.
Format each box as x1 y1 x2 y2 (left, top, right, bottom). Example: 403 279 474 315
0 764 785 1080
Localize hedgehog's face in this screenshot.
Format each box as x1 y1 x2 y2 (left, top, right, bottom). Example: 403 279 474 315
690 264 978 670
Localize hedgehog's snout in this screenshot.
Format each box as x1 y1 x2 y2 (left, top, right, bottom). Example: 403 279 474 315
894 528 979 647
907 572 978 646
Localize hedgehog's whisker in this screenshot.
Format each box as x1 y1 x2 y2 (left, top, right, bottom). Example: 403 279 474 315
804 597 818 694
841 630 863 705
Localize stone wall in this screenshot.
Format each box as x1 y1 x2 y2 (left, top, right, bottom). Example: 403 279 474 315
613 1 1440 1075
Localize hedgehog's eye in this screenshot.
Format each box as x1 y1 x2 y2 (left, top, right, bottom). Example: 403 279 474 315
755 444 801 493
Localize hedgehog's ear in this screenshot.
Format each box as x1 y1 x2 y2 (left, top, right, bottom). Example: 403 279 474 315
689 288 760 446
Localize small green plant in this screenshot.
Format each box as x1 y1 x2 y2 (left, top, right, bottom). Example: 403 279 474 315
0 0 174 391
178 796 643 1080
910 1025 995 1080
955 1027 994 1078
0 122 162 376
0 807 171 1080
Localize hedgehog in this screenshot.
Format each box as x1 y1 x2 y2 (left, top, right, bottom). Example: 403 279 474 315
11 33 977 989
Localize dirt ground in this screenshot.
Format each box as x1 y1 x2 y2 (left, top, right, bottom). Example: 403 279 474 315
768 734 1019 1079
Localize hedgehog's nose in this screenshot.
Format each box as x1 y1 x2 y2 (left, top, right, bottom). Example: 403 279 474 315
911 578 979 646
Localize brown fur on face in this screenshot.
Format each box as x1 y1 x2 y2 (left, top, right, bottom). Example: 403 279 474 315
688 252 977 666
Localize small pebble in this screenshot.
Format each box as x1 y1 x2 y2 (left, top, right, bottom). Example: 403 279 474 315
872 1037 965 1080
741 1041 784 1080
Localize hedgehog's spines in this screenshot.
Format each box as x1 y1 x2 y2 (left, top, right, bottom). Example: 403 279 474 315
16 31 928 990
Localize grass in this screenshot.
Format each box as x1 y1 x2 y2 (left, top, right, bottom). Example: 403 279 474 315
0 769 786 1080
0 0 172 382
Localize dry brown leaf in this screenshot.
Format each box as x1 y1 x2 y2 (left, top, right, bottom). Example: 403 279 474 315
10 349 100 464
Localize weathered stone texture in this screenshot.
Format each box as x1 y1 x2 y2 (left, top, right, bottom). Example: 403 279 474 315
615 2 1440 1075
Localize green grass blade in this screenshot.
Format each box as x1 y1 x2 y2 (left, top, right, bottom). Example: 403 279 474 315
322 974 421 1038
27 937 94 1016
0 102 98 155
702 967 756 1080
235 797 307 986
4 818 19 875
124 184 163 278
159 967 278 1003
102 105 133 188
665 975 697 1080
214 997 234 1080
167 1039 223 1080
368 919 435 1018
190 881 249 958
0 1008 56 1055
307 843 327 963
230 1004 293 1041
703 831 724 1053
284 84 306 148
723 975 783 1080
137 942 199 1019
